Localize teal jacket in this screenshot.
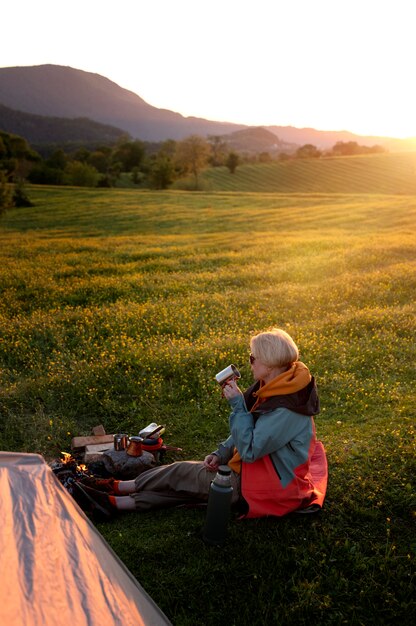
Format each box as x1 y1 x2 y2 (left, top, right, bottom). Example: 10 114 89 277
215 395 316 488
213 378 327 517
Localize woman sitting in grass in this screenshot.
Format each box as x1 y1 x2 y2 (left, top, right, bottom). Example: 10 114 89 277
74 328 327 520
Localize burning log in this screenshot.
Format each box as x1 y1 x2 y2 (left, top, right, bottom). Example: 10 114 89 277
51 452 91 492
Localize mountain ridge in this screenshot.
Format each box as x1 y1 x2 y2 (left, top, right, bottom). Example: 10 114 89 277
0 102 127 148
0 64 246 141
0 64 415 150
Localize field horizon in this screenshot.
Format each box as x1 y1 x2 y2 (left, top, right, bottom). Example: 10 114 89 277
0 187 414 625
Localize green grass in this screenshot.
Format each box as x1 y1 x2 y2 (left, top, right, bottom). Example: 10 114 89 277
0 186 415 625
174 151 416 194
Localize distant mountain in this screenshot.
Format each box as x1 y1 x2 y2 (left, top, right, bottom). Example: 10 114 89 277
0 103 127 147
266 125 416 152
0 65 245 141
0 64 415 151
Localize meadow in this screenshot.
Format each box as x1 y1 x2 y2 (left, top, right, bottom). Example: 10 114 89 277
0 186 415 625
175 151 416 194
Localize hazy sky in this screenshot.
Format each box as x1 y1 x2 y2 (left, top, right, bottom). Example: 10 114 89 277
1 0 415 138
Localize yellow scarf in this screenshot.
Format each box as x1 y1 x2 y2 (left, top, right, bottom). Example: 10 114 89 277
228 362 311 474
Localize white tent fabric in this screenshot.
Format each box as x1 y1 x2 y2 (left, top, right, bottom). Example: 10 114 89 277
0 452 172 626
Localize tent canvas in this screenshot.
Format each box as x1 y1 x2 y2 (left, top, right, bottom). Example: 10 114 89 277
0 452 172 626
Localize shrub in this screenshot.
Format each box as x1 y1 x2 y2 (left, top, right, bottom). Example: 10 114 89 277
65 161 99 187
0 169 13 214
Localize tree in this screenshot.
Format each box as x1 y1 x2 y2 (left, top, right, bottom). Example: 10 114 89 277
27 163 66 185
225 151 240 174
112 140 145 172
46 149 67 170
295 144 322 159
87 147 112 174
72 147 91 164
208 135 228 166
0 136 6 160
13 178 34 207
258 152 272 163
0 169 13 215
331 141 385 156
148 155 175 189
175 135 210 189
26 149 68 185
158 139 177 158
0 131 40 180
66 161 99 187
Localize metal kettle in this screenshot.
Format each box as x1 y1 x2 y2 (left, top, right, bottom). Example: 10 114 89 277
126 436 143 457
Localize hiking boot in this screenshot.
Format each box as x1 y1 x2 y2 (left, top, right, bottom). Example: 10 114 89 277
72 482 116 521
77 475 118 494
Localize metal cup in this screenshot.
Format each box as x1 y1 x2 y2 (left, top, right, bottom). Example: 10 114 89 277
114 433 128 451
215 364 241 387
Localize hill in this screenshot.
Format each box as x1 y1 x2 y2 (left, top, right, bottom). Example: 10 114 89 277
0 65 245 142
221 127 298 155
1 65 416 151
0 103 127 149
193 151 416 194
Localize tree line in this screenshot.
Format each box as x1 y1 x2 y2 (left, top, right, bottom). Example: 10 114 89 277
0 130 242 194
289 140 385 160
1 127 386 213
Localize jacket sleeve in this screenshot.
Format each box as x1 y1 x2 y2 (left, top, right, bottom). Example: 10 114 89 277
211 435 236 464
227 394 309 463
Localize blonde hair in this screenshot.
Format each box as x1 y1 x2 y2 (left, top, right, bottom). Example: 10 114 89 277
250 328 299 368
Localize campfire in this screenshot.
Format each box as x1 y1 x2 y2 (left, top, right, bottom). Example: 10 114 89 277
60 451 87 471
51 452 90 492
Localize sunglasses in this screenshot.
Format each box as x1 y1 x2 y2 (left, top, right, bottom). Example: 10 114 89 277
249 354 256 364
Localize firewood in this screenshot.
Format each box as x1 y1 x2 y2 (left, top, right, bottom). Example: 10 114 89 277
71 434 114 450
83 443 113 463
92 425 106 436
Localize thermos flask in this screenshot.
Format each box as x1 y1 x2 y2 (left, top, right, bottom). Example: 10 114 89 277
202 465 233 546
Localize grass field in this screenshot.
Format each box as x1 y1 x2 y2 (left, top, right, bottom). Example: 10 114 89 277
0 186 415 625
174 151 416 194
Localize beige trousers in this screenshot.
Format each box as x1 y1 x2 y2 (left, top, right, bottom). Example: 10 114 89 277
132 461 240 511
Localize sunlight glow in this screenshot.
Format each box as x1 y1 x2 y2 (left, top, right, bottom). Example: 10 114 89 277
1 0 416 139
